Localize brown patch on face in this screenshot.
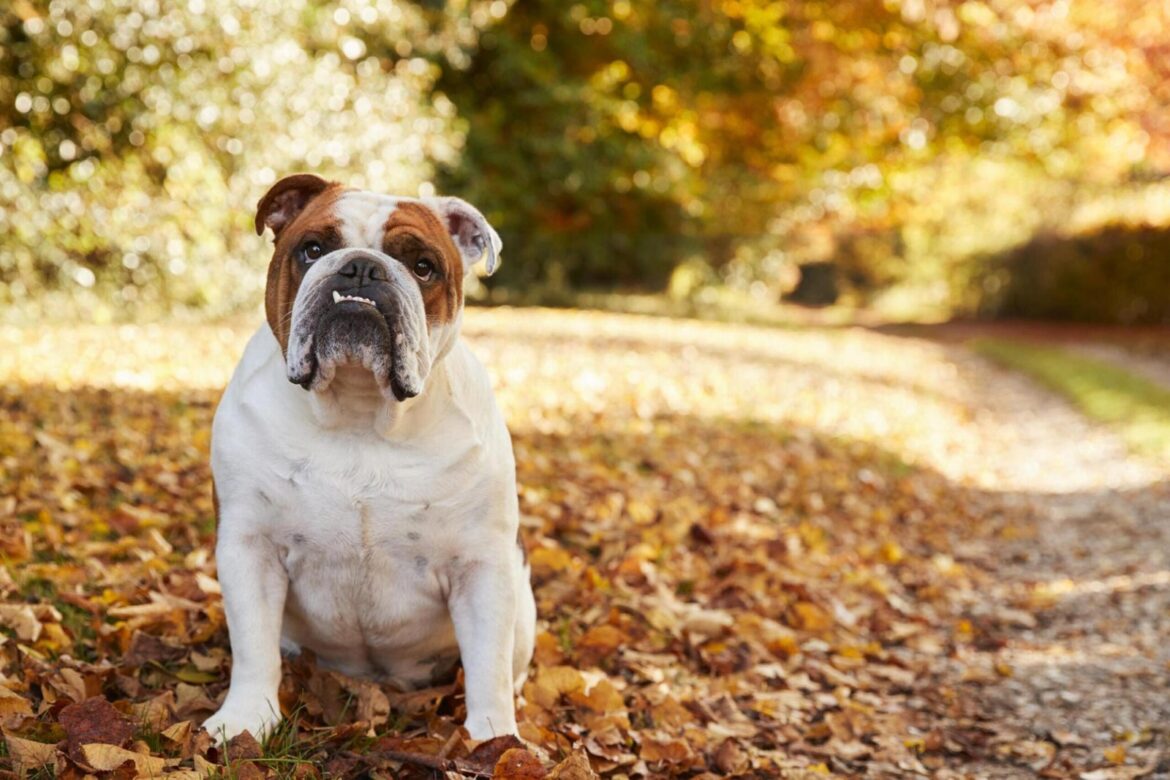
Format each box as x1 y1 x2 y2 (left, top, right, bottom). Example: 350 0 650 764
382 201 463 326
263 186 345 355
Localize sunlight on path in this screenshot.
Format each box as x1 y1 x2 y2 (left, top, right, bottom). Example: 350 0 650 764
5 309 1162 497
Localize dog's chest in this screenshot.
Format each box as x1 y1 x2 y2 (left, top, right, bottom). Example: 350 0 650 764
264 449 474 681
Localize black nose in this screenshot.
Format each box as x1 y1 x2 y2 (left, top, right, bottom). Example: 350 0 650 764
337 257 387 285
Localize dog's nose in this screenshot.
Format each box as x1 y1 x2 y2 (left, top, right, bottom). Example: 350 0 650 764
337 257 387 285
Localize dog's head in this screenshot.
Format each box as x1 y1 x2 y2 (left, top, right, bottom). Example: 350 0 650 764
257 174 500 402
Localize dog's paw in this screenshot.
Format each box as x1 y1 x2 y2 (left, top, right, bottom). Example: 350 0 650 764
201 700 281 745
464 710 519 741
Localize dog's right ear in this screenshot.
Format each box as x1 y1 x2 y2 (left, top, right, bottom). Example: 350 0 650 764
255 174 334 238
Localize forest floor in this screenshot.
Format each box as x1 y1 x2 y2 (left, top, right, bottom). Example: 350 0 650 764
1 308 1168 778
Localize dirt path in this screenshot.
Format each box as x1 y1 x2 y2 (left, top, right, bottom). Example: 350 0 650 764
947 481 1170 779
913 343 1170 778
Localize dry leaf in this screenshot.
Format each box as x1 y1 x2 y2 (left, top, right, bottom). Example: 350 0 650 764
548 752 600 780
81 741 171 773
59 696 135 764
493 746 548 779
3 732 58 770
0 685 33 718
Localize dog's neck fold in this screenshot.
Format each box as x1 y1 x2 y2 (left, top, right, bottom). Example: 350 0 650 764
305 358 451 439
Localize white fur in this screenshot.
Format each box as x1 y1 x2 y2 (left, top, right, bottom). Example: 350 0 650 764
203 195 534 744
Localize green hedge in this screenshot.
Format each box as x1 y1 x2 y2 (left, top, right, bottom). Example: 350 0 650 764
977 224 1170 324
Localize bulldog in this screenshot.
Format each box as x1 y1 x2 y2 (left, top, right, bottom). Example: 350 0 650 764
202 174 535 743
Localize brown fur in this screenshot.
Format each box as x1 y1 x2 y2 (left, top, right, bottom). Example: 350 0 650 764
382 202 463 326
262 185 345 355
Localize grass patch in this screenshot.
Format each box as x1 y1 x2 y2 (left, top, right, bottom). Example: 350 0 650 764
973 338 1170 459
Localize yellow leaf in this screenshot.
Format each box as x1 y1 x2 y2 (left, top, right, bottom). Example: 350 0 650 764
791 601 833 632
162 720 192 742
1103 745 1126 765
568 678 624 713
0 686 33 717
528 665 585 710
81 742 169 773
529 547 575 575
4 733 58 771
879 540 904 564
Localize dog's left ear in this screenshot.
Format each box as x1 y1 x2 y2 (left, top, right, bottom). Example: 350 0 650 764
425 197 502 276
256 174 334 238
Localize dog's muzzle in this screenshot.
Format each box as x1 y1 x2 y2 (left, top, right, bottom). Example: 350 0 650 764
286 251 432 401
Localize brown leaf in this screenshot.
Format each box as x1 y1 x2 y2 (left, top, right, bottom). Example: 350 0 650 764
493 747 548 779
337 676 390 732
467 734 526 772
0 686 33 718
58 696 134 764
122 630 187 667
174 683 218 719
290 762 322 780
3 732 59 771
323 751 364 777
639 732 695 766
547 752 600 780
131 689 176 732
229 759 271 780
713 739 750 775
577 624 625 653
225 729 263 761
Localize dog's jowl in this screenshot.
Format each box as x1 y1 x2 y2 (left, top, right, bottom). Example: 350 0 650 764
203 174 535 742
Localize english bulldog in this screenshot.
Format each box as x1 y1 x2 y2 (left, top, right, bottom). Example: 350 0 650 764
202 174 535 743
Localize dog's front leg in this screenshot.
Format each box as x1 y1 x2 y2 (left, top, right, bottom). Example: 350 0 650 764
449 557 518 739
202 529 289 743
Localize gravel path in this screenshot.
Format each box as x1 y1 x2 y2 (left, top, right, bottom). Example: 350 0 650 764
922 343 1170 779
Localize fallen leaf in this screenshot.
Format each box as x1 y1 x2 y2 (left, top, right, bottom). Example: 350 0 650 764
713 738 750 774
0 685 33 718
494 746 548 779
462 734 520 765
59 696 134 764
548 752 600 780
225 729 263 760
3 732 59 771
81 742 169 773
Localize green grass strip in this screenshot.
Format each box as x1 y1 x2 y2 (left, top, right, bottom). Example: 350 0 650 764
973 338 1170 460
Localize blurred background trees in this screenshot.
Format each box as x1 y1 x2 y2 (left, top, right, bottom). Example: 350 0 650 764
3 0 1168 324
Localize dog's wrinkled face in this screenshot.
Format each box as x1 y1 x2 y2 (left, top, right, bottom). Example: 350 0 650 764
256 174 500 402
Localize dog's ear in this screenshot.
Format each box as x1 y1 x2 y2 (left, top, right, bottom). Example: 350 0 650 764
255 174 334 238
424 197 502 276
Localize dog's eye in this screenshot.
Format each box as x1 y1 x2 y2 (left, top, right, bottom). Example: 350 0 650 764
301 241 325 262
413 258 435 281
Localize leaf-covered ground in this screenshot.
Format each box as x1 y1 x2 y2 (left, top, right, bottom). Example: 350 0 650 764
2 310 1168 778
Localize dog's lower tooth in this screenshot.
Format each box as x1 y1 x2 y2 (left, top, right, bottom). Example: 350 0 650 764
332 290 341 303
